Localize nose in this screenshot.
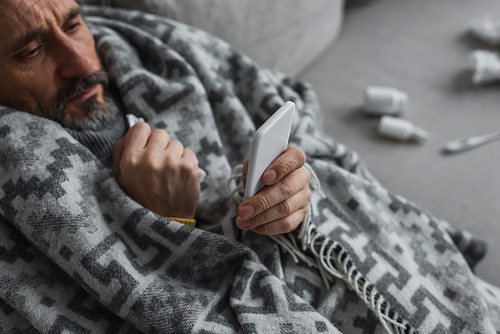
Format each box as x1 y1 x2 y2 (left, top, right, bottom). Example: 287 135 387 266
55 36 94 80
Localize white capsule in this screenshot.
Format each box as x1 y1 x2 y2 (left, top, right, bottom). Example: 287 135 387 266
377 116 429 142
363 86 408 116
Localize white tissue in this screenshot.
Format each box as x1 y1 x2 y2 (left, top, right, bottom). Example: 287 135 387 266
125 113 145 128
470 17 500 46
469 50 500 85
199 169 207 183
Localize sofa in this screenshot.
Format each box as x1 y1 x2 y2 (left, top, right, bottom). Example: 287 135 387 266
79 0 499 287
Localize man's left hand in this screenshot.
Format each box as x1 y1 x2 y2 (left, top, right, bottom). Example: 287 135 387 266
237 147 311 235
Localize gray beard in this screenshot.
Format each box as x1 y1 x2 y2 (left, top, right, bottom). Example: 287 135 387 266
0 92 119 132
0 70 118 131
55 93 120 131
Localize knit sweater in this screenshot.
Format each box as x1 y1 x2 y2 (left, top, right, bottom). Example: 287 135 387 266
64 84 127 170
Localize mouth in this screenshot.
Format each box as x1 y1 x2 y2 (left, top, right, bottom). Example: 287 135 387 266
68 85 99 104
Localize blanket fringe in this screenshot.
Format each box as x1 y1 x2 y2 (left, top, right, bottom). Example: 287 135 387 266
228 165 245 204
229 164 417 334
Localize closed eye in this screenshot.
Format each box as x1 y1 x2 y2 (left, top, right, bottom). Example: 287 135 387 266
21 45 42 58
65 21 81 33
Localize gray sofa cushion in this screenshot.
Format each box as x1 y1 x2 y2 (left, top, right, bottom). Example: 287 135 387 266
79 0 344 76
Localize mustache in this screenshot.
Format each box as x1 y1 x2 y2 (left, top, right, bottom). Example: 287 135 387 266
54 70 109 112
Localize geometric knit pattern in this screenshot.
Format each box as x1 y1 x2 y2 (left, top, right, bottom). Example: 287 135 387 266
0 6 499 334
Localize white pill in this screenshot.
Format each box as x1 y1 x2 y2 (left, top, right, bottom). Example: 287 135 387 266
377 116 429 142
363 86 408 116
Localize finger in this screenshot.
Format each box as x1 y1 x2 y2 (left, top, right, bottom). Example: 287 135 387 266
181 148 199 165
146 129 170 151
182 150 201 181
183 149 204 181
242 156 249 187
165 139 184 159
250 206 309 235
112 136 125 178
236 185 311 230
262 146 306 185
124 122 151 151
238 167 310 219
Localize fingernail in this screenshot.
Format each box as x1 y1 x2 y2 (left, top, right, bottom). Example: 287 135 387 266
240 205 254 219
263 169 277 183
237 217 250 229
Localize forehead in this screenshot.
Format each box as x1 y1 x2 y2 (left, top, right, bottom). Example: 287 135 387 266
0 0 77 53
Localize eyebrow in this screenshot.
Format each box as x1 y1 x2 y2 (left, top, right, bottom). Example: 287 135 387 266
9 6 81 54
63 6 82 23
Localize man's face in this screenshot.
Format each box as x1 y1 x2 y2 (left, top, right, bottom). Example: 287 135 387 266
0 0 116 130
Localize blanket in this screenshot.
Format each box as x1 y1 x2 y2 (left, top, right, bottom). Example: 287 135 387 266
1 6 499 334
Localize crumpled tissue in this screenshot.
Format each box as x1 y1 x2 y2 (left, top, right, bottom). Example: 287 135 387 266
469 50 500 85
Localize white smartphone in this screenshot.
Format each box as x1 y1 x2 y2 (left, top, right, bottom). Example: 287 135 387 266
243 101 295 200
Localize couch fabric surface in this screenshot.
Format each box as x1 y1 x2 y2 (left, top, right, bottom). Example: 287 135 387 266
78 0 344 76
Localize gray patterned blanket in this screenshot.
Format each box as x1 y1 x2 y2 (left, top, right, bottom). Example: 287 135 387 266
1 6 499 334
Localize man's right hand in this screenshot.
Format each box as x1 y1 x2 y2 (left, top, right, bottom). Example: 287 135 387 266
113 123 201 219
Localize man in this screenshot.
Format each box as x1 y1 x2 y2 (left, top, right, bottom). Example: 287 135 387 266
1 0 499 333
0 0 311 234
